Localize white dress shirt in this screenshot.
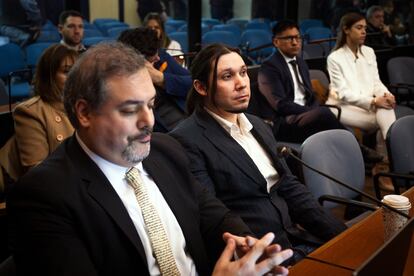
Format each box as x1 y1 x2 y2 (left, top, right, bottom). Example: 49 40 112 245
205 109 279 192
280 51 306 106
76 133 197 276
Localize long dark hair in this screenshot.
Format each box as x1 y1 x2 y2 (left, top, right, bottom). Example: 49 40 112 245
33 44 78 103
186 43 239 114
143 12 171 49
334 12 366 51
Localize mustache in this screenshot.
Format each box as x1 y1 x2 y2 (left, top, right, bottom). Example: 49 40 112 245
127 127 153 142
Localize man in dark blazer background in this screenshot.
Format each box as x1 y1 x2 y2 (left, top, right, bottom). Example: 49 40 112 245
7 42 293 275
170 43 347 265
258 20 344 143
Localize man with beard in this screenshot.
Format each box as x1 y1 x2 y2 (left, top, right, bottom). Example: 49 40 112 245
170 43 347 265
58 10 86 52
7 42 293 275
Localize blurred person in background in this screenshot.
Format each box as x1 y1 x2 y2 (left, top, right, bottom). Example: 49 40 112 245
0 0 43 47
0 44 78 191
365 5 395 46
58 10 86 52
118 27 191 132
143 12 183 57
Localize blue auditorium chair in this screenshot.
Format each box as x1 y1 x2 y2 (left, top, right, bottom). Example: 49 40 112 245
82 37 114 47
83 28 103 38
226 18 248 30
299 19 324 33
0 43 31 103
168 32 188 53
301 129 377 221
99 22 129 36
107 27 130 38
93 18 120 30
165 19 186 30
201 18 221 29
240 29 273 63
177 23 209 35
245 21 271 33
202 30 240 48
36 30 60 43
212 24 242 40
305 27 333 43
25 42 53 69
374 115 414 199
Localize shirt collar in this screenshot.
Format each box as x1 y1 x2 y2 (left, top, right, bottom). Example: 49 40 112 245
60 40 86 52
75 132 145 180
279 50 297 64
204 108 253 136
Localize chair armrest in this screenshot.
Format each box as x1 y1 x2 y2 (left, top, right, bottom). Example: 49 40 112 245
8 68 32 79
388 83 414 98
373 171 414 200
321 104 342 121
318 195 378 211
388 83 414 89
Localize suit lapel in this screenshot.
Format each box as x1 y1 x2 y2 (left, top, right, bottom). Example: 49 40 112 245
247 115 286 174
68 137 148 263
275 52 295 97
195 110 265 186
142 151 206 271
296 58 314 102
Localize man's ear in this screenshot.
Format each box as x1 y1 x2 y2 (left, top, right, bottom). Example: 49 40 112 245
74 99 92 128
193 80 208 96
272 37 279 48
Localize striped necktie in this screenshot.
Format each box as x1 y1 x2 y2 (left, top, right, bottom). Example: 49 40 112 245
125 167 180 276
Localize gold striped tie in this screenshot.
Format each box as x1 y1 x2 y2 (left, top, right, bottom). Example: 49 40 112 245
125 167 181 276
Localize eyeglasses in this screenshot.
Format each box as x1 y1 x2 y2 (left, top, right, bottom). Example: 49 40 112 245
276 35 303 42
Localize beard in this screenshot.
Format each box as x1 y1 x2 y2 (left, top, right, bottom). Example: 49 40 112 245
121 127 152 164
224 106 249 114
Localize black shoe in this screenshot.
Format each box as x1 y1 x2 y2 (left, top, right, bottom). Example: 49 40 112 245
360 144 383 163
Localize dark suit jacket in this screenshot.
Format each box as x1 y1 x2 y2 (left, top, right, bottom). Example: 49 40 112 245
153 50 191 132
170 109 346 250
7 133 250 276
258 51 316 116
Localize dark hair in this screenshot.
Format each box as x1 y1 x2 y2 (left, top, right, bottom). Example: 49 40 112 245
64 42 146 129
186 43 239 114
334 12 366 51
59 10 83 25
272 19 300 38
118 27 161 58
143 12 171 49
33 44 78 103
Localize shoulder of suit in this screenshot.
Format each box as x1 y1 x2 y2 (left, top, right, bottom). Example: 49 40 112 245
360 45 374 56
15 96 41 110
14 96 63 117
171 112 199 132
245 113 266 126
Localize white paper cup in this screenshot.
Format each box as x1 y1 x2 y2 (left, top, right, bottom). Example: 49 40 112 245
382 195 411 241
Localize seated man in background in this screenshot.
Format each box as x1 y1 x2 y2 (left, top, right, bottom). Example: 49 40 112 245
118 27 191 132
7 42 293 276
58 10 86 52
0 0 42 47
365 5 395 47
258 20 382 163
170 43 347 265
258 20 345 143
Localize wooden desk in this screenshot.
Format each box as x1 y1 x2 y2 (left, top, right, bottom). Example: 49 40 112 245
290 187 414 275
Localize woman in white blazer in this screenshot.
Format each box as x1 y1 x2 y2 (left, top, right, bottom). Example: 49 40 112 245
327 12 396 140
